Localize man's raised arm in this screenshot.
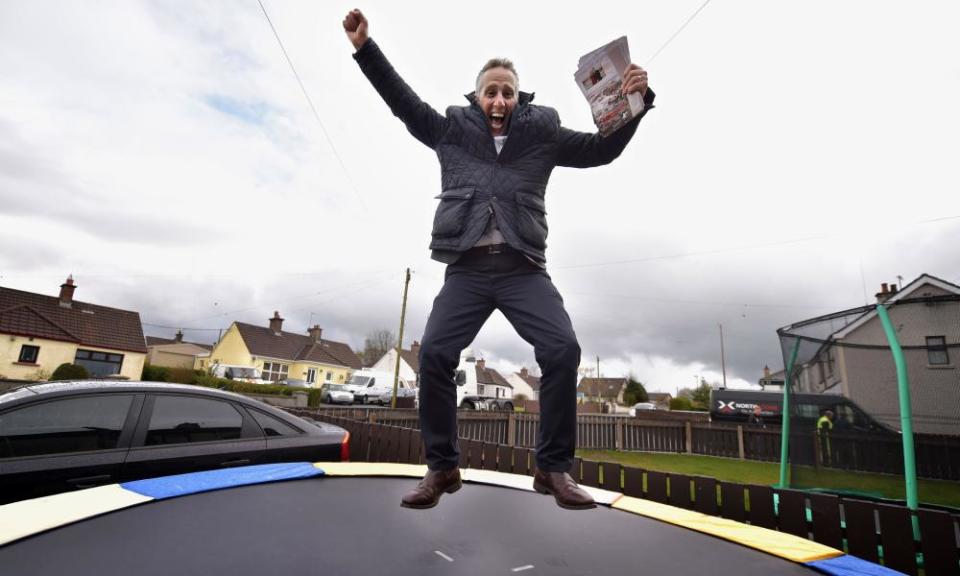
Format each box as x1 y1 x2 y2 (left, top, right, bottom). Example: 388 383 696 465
343 9 445 149
556 64 655 168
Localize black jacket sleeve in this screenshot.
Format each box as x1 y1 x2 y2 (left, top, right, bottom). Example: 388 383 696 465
556 89 656 168
353 39 446 149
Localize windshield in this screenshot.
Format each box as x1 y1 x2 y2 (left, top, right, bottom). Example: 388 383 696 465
328 384 346 391
347 376 370 386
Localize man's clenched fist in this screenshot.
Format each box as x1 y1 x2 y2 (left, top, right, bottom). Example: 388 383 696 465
343 9 369 51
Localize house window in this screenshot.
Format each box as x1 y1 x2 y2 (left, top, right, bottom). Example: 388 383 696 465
926 336 950 366
18 345 40 364
75 349 123 377
262 362 289 382
306 368 317 385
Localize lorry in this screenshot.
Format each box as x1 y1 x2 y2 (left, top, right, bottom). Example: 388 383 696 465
455 350 514 411
709 388 895 433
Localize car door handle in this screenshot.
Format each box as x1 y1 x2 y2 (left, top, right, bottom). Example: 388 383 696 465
219 458 251 468
67 474 112 488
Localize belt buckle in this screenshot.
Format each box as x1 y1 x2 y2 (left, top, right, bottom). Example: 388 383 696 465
487 244 504 255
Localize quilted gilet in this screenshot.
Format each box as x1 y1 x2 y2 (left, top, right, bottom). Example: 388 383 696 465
354 39 654 265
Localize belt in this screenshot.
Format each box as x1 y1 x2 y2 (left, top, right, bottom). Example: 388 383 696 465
462 243 516 257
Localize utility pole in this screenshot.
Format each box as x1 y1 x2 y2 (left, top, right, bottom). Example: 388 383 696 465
391 268 411 409
596 355 601 403
719 322 727 389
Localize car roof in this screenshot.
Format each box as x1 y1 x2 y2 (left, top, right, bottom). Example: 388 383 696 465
0 380 250 406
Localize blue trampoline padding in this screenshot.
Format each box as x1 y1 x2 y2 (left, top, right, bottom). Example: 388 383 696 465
121 462 324 500
807 554 906 576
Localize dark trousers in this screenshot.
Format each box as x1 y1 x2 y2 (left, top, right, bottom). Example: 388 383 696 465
418 247 581 473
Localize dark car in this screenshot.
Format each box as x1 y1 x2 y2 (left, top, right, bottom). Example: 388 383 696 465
0 381 348 505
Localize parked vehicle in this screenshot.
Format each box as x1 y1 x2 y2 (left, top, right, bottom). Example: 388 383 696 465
344 370 411 405
278 378 311 388
455 351 514 411
0 381 349 505
320 383 354 405
629 402 657 416
209 363 270 384
378 386 418 407
709 388 895 433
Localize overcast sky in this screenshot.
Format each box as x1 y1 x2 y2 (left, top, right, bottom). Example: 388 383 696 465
2 1 958 393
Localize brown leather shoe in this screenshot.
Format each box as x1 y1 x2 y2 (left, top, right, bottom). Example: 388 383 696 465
533 469 596 510
401 468 462 509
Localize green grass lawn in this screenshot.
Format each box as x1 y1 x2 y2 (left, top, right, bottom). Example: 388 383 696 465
577 449 960 510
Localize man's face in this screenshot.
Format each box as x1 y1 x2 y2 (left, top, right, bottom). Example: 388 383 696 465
477 67 518 136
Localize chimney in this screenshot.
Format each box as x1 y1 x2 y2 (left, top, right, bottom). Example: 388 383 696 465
477 358 486 370
889 283 899 294
174 330 184 343
410 340 421 357
875 283 893 304
269 311 284 336
308 324 322 343
59 275 76 308
520 367 529 379
763 365 771 379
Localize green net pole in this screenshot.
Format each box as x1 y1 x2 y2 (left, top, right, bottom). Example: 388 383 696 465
876 303 920 538
778 338 801 488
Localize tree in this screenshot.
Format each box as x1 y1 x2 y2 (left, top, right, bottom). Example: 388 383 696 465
362 329 397 367
50 363 89 381
622 377 648 406
691 381 712 409
670 396 693 411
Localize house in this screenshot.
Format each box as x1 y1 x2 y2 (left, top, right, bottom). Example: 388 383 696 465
506 366 540 400
784 274 960 436
578 377 628 404
370 340 420 386
758 365 785 390
207 311 362 387
0 276 147 381
647 392 673 409
476 358 512 399
145 331 212 370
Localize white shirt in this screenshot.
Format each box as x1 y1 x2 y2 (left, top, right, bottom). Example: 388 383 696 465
474 136 508 246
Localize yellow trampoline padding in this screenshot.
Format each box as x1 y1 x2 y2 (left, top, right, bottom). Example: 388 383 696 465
612 496 842 564
0 484 153 547
315 462 427 478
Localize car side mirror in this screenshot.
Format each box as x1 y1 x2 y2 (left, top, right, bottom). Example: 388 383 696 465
455 371 466 386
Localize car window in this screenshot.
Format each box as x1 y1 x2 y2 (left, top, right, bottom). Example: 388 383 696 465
146 396 243 446
0 394 134 458
249 409 301 437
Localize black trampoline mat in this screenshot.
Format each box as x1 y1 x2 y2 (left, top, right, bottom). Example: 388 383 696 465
0 477 819 575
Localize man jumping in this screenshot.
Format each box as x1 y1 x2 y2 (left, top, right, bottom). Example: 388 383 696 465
343 8 655 510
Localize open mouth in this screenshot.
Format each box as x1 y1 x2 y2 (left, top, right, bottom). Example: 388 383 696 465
489 112 505 131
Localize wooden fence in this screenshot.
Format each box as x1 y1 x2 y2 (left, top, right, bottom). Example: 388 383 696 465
300 407 960 480
308 411 960 576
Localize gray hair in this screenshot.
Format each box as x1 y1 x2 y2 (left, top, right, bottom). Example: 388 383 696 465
475 58 519 93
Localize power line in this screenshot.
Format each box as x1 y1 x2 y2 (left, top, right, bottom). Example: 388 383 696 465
646 0 714 65
175 269 397 325
567 292 842 311
552 213 960 271
255 0 368 210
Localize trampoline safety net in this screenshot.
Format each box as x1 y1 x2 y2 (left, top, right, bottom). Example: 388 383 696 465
777 292 960 505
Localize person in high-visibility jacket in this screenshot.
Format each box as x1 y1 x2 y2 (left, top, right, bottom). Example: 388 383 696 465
817 410 834 465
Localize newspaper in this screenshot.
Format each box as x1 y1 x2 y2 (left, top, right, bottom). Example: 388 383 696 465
575 36 644 136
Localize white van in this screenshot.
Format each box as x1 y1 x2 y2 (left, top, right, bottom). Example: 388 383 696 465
344 370 412 405
209 363 270 384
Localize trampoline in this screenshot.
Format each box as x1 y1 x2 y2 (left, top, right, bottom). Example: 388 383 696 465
0 462 898 575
